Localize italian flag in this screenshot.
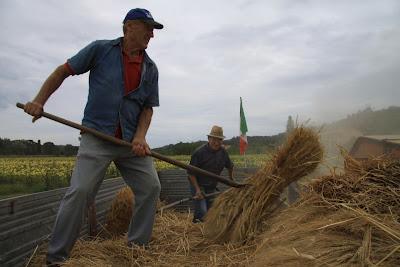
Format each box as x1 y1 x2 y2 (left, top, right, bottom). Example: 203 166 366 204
239 97 248 155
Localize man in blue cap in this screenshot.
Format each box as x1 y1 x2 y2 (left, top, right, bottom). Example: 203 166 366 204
23 8 163 266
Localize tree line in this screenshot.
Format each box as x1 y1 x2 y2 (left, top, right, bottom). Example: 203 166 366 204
2 106 398 156
326 106 400 135
153 134 286 155
0 134 286 156
0 139 78 156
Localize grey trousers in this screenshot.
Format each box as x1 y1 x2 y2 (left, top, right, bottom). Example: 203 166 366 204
47 134 161 262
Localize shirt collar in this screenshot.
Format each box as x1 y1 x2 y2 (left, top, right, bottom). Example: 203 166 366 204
111 37 122 46
115 37 154 66
205 143 220 153
123 50 144 63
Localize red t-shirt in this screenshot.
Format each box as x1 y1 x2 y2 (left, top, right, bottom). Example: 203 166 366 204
115 51 144 138
122 51 143 94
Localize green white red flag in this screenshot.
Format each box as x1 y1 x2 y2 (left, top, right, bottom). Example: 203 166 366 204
239 97 248 155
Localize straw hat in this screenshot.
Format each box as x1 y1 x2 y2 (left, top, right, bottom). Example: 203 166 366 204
207 125 225 140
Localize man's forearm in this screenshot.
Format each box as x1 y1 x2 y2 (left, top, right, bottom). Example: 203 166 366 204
131 107 153 156
33 64 70 105
134 107 153 139
188 175 201 192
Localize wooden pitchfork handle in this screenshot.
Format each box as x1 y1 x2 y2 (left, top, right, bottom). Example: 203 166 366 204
16 103 245 188
158 191 220 212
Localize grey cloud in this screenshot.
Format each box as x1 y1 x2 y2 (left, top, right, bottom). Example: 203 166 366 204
1 0 400 147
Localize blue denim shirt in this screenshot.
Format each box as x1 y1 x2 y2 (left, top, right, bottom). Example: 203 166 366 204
67 37 159 142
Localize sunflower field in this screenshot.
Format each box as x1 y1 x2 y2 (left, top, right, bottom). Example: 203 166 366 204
0 154 268 198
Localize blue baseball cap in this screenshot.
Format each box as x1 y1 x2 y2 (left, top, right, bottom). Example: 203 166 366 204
123 8 163 29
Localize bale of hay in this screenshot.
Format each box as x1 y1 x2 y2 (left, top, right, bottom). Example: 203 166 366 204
104 186 135 236
253 156 400 266
204 126 323 243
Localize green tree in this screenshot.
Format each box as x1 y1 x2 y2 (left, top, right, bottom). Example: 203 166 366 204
42 142 59 155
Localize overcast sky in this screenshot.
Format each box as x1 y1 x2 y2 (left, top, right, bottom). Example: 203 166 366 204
0 0 399 147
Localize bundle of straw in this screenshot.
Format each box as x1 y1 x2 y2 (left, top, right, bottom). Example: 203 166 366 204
35 211 255 267
253 156 400 266
204 126 323 243
104 186 135 236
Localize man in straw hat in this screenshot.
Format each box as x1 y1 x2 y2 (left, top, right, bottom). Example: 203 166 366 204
188 125 235 223
23 8 163 266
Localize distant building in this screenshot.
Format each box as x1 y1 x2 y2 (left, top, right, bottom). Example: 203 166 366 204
349 135 400 160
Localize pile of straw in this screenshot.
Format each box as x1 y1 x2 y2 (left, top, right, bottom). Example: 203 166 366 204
313 152 400 216
104 186 135 236
204 126 323 243
28 128 400 266
61 211 257 266
253 155 400 266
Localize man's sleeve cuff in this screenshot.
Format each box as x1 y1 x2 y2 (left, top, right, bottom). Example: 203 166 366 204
64 62 75 75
